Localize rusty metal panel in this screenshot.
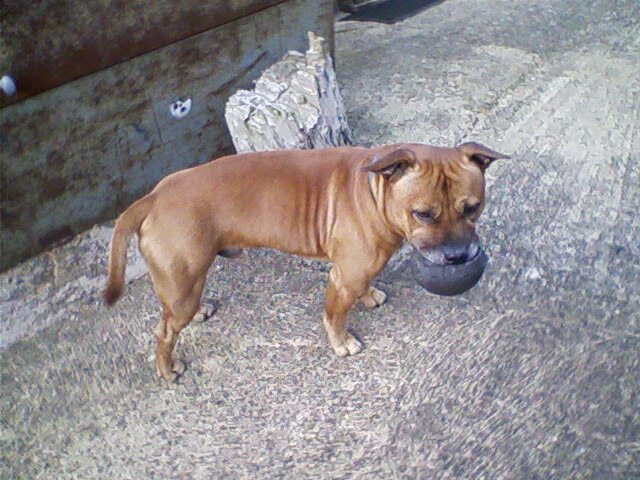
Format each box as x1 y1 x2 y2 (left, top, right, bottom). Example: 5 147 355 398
0 0 290 106
0 0 334 270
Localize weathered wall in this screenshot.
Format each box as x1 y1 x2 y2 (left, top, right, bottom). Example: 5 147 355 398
0 0 292 106
0 0 334 271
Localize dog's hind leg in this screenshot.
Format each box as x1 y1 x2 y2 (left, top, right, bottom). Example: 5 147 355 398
151 269 208 382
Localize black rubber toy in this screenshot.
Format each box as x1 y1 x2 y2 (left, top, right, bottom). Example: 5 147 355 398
411 248 489 296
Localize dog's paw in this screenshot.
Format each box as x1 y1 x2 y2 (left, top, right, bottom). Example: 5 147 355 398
332 333 363 357
172 359 186 376
192 302 217 323
157 359 186 383
360 286 387 309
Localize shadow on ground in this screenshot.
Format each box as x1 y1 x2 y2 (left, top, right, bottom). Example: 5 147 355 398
341 0 447 24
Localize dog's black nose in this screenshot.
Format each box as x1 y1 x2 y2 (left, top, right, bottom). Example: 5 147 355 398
443 245 469 265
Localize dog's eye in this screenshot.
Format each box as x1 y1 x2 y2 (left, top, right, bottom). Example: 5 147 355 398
463 202 481 217
413 210 436 223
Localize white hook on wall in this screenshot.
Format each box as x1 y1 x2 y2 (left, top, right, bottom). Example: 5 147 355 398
1 75 17 96
170 98 192 119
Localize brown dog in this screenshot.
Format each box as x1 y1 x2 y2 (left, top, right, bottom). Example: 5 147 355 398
104 142 508 381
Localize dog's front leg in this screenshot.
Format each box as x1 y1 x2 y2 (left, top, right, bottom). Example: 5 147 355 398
323 265 367 356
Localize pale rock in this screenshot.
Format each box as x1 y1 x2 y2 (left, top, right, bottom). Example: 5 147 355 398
225 32 352 153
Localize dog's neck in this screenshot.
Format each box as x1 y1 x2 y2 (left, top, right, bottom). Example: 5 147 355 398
365 169 405 245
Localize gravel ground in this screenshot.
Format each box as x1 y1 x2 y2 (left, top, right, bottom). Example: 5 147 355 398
2 0 639 478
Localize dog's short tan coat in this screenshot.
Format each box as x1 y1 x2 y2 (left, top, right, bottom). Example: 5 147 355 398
104 143 507 381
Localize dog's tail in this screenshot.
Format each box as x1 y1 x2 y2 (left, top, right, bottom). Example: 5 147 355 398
103 195 154 306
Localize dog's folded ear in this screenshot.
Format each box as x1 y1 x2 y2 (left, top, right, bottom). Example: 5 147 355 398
361 148 417 181
457 142 510 169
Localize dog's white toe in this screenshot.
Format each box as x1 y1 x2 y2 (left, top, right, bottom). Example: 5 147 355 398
172 359 186 375
333 334 363 357
361 286 387 308
192 303 217 323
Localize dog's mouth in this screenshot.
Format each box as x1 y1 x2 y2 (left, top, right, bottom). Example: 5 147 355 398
415 241 481 267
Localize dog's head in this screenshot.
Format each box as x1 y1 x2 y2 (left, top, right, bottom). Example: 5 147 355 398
362 142 508 265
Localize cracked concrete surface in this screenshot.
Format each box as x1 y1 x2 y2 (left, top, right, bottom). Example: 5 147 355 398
2 0 639 478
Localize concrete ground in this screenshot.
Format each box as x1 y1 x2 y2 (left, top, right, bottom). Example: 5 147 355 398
2 0 639 478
